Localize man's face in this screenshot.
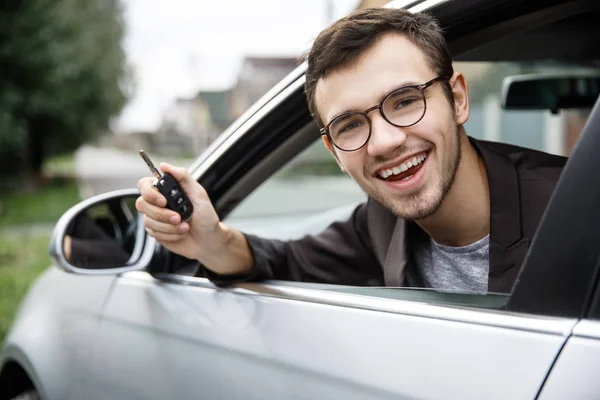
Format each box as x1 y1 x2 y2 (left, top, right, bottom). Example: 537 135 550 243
314 33 464 220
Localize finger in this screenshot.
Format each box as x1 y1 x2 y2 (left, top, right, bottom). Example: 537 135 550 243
144 215 189 235
145 227 188 243
138 199 181 224
160 163 208 200
137 177 167 207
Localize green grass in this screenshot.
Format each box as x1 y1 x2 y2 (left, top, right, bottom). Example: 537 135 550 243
0 154 80 342
0 232 51 342
0 180 81 226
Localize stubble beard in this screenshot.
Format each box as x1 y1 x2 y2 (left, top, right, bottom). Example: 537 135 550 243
370 125 462 221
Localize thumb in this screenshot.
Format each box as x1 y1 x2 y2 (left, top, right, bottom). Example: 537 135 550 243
159 162 204 198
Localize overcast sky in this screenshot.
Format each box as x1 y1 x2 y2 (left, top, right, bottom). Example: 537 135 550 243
116 0 359 133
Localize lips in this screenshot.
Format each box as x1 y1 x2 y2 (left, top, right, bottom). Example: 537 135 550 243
376 151 428 181
385 160 425 181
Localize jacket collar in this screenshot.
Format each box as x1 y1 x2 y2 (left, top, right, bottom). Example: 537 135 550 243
470 138 522 247
468 138 529 292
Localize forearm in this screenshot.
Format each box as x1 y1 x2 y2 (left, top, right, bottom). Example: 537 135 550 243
198 222 255 276
198 202 380 286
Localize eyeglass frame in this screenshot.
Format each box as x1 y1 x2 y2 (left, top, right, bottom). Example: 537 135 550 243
319 76 451 152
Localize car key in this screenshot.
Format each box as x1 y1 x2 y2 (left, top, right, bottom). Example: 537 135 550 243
139 150 193 221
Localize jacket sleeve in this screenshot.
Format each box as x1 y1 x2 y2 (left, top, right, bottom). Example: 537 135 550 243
202 202 384 286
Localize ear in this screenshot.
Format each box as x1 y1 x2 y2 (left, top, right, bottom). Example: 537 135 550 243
450 72 469 125
321 135 346 173
321 134 334 152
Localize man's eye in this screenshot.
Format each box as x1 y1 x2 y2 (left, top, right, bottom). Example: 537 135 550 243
338 120 363 134
393 97 418 110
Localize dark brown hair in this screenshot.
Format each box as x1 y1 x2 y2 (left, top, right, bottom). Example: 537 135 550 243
303 8 454 127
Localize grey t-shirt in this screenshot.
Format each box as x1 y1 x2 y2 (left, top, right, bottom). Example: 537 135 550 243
413 234 490 293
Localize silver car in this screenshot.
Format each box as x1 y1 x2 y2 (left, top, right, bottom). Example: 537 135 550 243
3 0 600 399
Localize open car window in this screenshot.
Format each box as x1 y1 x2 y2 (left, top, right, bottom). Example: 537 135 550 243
167 0 600 318
224 59 599 240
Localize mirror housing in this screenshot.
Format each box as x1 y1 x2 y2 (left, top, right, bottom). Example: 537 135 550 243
49 188 155 275
501 72 600 114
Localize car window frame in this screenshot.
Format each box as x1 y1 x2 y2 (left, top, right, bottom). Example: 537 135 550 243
149 0 600 321
589 224 600 321
587 284 600 320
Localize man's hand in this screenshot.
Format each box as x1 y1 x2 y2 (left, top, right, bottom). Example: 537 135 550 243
136 163 254 275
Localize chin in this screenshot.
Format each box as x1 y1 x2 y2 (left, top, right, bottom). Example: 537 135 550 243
380 185 445 221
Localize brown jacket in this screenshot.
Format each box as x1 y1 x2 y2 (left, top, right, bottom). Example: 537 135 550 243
208 138 567 293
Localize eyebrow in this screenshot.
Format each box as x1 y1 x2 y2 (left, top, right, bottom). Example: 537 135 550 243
326 79 423 124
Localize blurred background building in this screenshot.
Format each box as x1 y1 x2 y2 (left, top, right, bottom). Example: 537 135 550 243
110 0 590 160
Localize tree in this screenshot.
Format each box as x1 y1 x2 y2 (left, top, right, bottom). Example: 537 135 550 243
0 0 129 186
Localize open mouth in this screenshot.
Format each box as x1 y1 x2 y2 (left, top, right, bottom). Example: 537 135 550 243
377 152 428 182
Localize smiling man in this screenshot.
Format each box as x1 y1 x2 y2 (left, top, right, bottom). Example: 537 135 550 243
136 8 566 293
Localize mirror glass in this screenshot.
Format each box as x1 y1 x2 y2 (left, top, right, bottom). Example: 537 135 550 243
63 194 143 269
502 73 600 113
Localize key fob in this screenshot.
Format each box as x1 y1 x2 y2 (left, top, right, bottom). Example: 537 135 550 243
139 149 193 222
153 174 193 221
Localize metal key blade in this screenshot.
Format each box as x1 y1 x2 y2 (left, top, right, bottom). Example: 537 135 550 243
139 150 163 179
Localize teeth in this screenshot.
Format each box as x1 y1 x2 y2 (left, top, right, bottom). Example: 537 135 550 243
378 152 427 179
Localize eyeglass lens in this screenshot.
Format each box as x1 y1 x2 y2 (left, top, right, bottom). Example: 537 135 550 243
329 86 426 151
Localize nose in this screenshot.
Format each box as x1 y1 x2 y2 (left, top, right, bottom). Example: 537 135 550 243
366 110 407 156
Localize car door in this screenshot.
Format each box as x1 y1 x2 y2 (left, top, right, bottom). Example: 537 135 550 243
83 0 600 399
537 262 600 399
85 276 573 399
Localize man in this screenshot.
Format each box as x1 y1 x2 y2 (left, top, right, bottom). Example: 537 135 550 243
136 8 566 293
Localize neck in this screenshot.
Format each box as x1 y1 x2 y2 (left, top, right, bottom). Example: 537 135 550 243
417 135 490 247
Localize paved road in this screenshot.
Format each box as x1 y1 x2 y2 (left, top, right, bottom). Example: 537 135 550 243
74 146 193 199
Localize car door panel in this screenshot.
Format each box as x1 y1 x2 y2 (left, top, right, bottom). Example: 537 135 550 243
2 268 118 400
86 272 575 400
538 320 600 399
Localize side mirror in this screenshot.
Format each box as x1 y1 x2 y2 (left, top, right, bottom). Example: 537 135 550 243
501 72 600 114
49 188 155 275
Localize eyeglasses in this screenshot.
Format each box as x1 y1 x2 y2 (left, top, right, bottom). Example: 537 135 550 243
320 76 450 152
